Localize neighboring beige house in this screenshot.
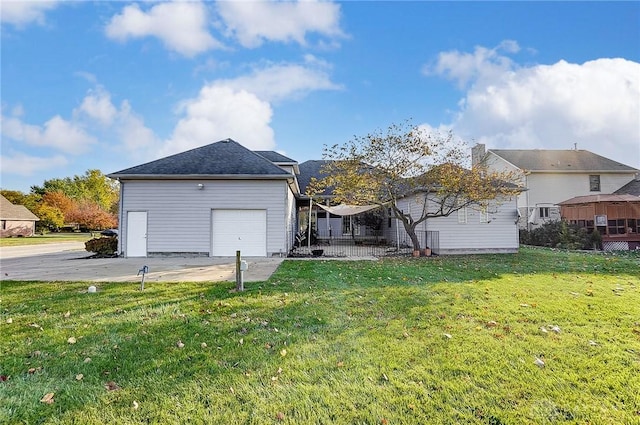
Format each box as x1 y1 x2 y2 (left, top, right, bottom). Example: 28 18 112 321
472 145 640 229
0 195 40 237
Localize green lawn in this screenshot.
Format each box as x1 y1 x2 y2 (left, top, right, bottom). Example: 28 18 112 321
1 248 639 424
0 233 92 247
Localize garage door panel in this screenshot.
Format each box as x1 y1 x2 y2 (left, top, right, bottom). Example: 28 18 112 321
211 209 266 256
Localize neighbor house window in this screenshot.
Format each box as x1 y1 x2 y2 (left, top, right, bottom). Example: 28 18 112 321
458 207 467 224
607 219 626 235
1 220 5 230
539 207 550 219
589 175 601 192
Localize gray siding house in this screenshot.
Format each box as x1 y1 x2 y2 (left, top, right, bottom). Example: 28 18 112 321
108 139 299 257
111 140 522 257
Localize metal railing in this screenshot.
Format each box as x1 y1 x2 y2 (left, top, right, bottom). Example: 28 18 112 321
288 229 439 258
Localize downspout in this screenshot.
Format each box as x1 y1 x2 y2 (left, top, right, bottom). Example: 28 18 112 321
524 172 531 232
307 197 312 251
118 179 124 256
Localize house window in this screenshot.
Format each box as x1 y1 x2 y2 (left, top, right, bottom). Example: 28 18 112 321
607 219 626 235
479 205 489 223
458 207 467 224
342 216 360 236
1 220 5 230
589 175 601 192
539 207 550 219
388 208 392 228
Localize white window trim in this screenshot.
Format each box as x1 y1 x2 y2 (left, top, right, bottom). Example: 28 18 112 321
458 207 467 224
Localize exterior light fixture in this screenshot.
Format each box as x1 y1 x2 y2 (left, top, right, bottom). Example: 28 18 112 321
197 183 204 190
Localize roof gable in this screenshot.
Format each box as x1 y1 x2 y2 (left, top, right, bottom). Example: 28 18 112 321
489 149 638 173
109 139 292 179
298 160 334 196
0 195 40 221
254 151 297 164
614 178 640 197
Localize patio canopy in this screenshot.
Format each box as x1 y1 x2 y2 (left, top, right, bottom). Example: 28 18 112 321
315 203 381 216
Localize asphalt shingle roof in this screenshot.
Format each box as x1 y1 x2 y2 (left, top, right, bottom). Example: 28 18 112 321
614 179 640 197
109 139 293 178
297 160 334 197
254 151 297 164
489 149 638 173
0 195 40 221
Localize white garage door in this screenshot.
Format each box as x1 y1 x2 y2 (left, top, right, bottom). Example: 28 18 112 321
211 209 267 256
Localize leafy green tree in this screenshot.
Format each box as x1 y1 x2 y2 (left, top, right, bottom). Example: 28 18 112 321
34 204 64 231
315 121 520 250
31 169 119 213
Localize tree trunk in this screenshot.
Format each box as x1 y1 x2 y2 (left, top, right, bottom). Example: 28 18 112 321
408 229 421 251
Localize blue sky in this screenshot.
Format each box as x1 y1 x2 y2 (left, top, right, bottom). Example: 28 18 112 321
1 1 639 192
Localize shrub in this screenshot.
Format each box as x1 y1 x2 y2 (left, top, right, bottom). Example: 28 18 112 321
520 220 594 250
85 237 118 256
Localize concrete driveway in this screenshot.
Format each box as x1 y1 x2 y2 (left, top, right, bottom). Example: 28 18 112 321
0 242 284 283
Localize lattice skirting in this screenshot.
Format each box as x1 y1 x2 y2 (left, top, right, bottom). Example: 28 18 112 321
603 241 630 251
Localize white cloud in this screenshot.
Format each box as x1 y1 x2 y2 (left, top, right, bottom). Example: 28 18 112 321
215 57 342 102
0 0 60 27
426 43 640 168
162 85 275 156
116 100 158 152
1 114 97 154
217 0 344 48
105 1 222 57
75 86 118 125
0 152 68 176
424 40 520 89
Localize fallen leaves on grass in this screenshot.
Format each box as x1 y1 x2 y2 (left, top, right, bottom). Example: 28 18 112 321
534 358 545 368
132 400 139 410
280 349 287 357
105 381 120 391
40 393 55 404
67 337 77 344
176 340 185 348
443 333 452 339
63 311 71 318
276 412 285 421
6 318 12 324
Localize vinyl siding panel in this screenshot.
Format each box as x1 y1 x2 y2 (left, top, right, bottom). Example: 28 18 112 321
393 195 519 254
119 179 288 256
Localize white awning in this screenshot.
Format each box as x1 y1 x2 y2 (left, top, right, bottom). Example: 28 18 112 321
315 203 381 216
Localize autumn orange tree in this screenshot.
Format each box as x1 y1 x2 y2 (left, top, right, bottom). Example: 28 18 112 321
317 121 520 250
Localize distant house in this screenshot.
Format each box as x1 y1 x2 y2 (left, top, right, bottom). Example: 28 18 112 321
0 195 40 237
558 194 640 251
472 145 639 229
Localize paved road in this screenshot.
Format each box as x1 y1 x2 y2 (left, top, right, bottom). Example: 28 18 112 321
0 242 86 259
0 243 284 283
